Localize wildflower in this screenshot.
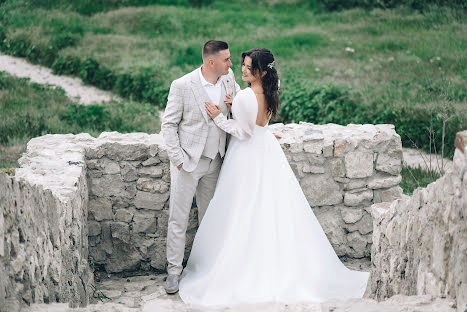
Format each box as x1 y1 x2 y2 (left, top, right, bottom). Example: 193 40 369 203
345 47 355 53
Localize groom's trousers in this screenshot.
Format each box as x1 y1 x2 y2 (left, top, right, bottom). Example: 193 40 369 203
166 153 222 275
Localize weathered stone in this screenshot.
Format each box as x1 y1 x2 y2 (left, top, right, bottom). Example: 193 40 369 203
368 174 402 189
120 161 138 182
344 190 373 206
148 238 167 271
133 213 156 233
101 142 148 161
334 139 346 157
105 241 141 273
341 207 364 224
347 231 368 258
345 151 374 178
376 153 402 175
114 209 133 223
330 159 345 177
88 221 101 236
142 157 161 167
313 206 348 257
302 164 325 174
303 140 323 154
374 186 403 203
149 144 159 157
110 222 130 244
134 191 169 210
89 174 132 198
344 179 367 191
136 178 169 194
300 175 343 206
138 166 163 178
88 197 113 221
323 139 334 157
344 213 373 235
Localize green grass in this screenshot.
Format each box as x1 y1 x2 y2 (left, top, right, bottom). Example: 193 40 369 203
0 0 465 157
400 165 441 195
0 71 160 168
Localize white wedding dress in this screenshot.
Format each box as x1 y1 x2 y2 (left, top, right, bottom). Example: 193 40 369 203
178 88 369 307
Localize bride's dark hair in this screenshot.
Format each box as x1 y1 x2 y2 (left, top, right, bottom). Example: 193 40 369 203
241 48 280 119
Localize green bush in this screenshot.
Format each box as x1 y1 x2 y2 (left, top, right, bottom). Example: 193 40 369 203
279 79 360 125
278 80 465 158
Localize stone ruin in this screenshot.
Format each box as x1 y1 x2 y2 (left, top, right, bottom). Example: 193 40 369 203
0 123 465 311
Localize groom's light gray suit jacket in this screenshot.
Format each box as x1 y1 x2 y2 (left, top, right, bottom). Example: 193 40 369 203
162 67 239 172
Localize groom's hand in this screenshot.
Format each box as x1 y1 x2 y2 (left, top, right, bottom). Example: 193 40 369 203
177 163 183 171
273 132 282 139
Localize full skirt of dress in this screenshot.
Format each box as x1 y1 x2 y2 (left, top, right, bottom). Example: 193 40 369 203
178 125 369 307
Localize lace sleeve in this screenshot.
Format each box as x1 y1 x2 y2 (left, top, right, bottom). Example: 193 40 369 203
212 89 257 140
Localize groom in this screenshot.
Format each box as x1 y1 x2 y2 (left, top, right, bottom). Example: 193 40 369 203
161 40 240 294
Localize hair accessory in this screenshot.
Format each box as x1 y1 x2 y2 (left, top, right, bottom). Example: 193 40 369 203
267 61 275 69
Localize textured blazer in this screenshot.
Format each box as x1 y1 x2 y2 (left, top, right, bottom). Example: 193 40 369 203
162 67 240 172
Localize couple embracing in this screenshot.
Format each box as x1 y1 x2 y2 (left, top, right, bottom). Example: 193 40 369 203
161 40 369 307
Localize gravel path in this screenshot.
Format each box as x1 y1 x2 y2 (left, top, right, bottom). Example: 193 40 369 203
0 54 120 105
402 147 452 173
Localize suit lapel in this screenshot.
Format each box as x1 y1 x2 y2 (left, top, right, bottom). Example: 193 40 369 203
190 68 209 123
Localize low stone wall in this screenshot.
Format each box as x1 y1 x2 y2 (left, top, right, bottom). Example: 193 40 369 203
2 123 403 289
0 134 92 311
369 130 467 311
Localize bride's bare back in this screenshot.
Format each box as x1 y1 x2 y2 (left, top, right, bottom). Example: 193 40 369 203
254 93 270 127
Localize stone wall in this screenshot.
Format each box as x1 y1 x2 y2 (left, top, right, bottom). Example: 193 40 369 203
2 123 403 287
0 134 93 311
369 130 467 312
84 123 402 272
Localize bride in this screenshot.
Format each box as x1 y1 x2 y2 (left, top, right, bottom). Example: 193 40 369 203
178 48 369 307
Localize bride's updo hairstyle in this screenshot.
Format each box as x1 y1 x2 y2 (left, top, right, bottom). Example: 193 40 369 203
241 48 280 119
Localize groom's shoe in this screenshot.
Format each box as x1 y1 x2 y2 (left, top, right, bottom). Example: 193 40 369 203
165 274 180 294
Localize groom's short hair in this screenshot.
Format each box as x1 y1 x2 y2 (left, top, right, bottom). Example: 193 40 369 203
203 40 229 58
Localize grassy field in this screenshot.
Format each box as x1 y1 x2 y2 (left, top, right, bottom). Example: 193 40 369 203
0 0 465 171
0 71 160 168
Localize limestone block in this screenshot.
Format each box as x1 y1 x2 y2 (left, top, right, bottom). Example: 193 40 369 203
368 174 402 189
376 153 402 175
157 147 169 162
91 158 120 175
89 174 132 198
344 179 367 191
303 140 323 154
105 241 141 273
330 159 345 178
136 178 169 194
149 144 158 157
142 157 161 167
88 221 101 236
334 139 346 157
156 210 169 237
114 209 133 223
347 231 368 258
345 151 374 178
88 197 113 221
121 161 138 182
300 175 343 207
341 207 364 224
138 166 163 178
323 139 334 157
134 191 169 210
133 212 156 233
149 238 167 271
302 164 325 174
344 190 373 206
307 154 325 165
374 186 403 203
344 213 373 235
101 142 148 161
100 222 113 255
110 222 130 244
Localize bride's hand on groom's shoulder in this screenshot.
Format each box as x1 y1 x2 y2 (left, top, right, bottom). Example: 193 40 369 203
273 132 282 139
205 102 221 119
